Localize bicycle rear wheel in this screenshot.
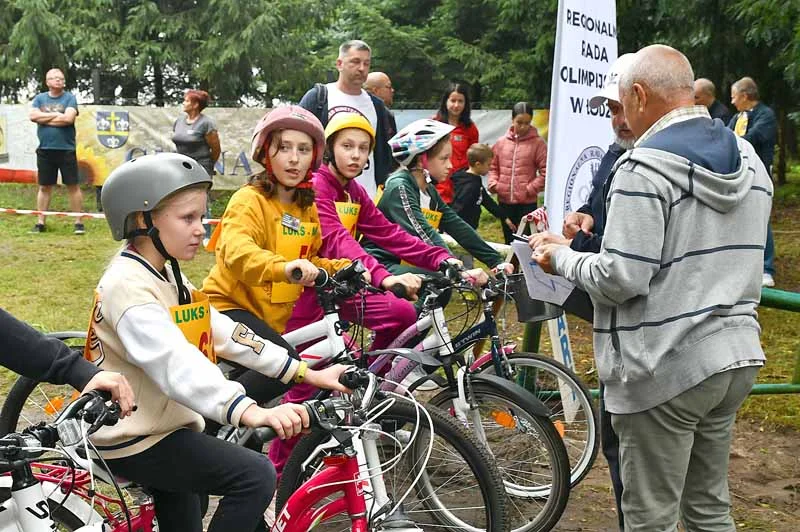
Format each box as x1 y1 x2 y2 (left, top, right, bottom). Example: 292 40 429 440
429 379 571 532
476 352 599 488
276 397 509 531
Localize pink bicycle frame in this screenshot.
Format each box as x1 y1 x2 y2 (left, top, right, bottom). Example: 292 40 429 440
272 453 368 532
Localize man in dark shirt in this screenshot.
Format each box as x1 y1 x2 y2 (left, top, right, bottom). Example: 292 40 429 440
529 52 636 532
728 76 777 287
694 78 732 124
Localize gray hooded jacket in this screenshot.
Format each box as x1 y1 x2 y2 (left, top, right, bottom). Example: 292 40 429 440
552 116 772 414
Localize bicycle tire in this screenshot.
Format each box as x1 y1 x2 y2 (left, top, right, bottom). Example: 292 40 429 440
276 398 509 532
0 330 87 436
0 375 44 435
428 380 571 532
476 351 599 488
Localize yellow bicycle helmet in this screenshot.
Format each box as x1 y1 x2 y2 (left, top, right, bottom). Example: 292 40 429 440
324 113 376 152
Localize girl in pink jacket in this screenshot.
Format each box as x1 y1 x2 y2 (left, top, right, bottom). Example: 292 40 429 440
487 102 547 243
270 113 454 476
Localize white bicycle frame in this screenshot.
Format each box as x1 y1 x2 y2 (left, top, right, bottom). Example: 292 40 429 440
0 454 105 532
280 308 396 517
280 293 485 471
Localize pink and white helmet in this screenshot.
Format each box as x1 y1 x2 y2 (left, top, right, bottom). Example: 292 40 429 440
250 105 325 169
388 119 455 167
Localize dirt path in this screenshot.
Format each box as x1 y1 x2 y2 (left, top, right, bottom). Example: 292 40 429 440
202 420 798 531
554 420 799 531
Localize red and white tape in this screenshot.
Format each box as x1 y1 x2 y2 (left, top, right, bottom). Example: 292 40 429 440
1 208 219 224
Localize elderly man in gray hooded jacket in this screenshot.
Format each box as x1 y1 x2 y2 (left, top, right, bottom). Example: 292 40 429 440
532 44 771 531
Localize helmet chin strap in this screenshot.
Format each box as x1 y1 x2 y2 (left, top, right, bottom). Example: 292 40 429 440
136 211 192 305
330 156 363 181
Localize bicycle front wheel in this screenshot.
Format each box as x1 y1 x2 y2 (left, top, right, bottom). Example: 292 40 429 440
429 379 571 532
477 352 599 488
277 397 509 532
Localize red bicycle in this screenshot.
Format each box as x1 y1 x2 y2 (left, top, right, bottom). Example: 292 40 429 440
265 367 509 531
2 367 507 531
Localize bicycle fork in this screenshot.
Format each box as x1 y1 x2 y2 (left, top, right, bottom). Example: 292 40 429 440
353 429 423 531
451 367 491 453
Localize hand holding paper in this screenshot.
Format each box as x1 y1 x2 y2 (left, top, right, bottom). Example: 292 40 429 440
511 240 574 306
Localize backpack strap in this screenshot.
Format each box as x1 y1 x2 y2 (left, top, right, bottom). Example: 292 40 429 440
314 83 328 124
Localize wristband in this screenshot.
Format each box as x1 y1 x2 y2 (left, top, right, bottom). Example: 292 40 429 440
293 361 308 384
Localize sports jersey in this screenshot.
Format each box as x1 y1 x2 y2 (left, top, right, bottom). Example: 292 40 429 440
202 184 350 332
86 249 300 459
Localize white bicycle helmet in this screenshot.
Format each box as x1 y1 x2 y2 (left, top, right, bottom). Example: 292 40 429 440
388 119 455 167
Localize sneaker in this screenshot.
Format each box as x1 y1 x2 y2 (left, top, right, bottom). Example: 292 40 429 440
762 273 775 288
400 365 439 392
31 223 45 233
74 223 86 235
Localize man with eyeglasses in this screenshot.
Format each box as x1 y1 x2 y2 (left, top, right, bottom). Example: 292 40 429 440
365 71 398 169
29 68 85 234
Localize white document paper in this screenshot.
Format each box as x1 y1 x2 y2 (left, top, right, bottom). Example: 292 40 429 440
512 240 575 306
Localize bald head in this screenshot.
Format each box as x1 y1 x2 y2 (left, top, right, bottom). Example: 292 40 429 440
45 68 66 95
364 71 394 107
694 78 716 107
619 45 696 138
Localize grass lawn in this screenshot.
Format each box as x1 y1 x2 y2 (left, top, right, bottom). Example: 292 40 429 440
1 173 798 429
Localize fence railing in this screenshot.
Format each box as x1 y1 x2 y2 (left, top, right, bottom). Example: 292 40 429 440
522 287 800 396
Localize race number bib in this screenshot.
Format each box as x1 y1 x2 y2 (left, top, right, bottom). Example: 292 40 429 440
335 202 361 237
401 208 443 266
169 290 215 363
422 208 442 230
273 221 318 303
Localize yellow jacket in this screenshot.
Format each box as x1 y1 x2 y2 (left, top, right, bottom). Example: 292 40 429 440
203 185 349 332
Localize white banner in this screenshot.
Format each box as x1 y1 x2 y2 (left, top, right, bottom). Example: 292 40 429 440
544 0 618 233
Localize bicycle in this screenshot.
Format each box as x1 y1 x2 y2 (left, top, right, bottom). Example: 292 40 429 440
398 274 600 487
0 389 156 531
258 263 568 532
266 366 508 531
0 266 512 531
3 365 509 531
0 262 571 531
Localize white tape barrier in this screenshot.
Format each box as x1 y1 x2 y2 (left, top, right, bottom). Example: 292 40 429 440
2 207 512 252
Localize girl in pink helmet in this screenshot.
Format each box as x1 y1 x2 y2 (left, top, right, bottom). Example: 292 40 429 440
202 106 352 407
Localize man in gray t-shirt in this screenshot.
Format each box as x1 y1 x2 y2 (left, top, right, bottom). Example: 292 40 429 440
29 68 85 234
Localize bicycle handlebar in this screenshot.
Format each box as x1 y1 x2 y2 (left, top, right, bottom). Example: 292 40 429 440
291 267 330 287
252 368 374 443
0 390 122 462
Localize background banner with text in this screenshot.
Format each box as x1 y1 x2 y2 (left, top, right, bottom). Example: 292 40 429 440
1 106 547 192
544 0 618 233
